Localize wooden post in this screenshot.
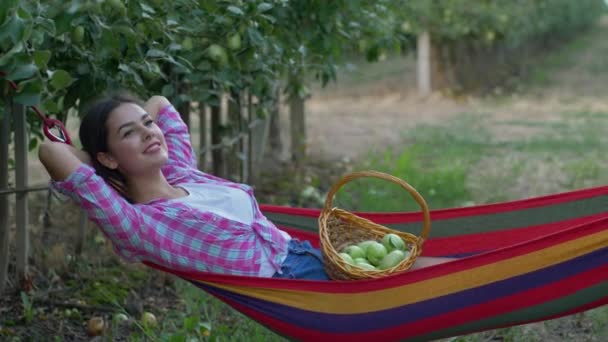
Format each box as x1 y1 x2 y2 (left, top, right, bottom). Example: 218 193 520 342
417 31 432 97
0 100 11 293
247 92 255 185
14 102 29 284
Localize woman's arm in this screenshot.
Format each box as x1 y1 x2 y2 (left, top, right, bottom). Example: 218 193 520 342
38 140 92 181
144 95 198 169
41 142 143 262
143 95 171 121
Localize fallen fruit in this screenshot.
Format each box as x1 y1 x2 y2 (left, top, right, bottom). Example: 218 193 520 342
113 313 129 323
87 316 105 336
141 312 157 328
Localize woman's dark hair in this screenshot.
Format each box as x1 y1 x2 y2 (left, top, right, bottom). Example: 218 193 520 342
79 92 143 199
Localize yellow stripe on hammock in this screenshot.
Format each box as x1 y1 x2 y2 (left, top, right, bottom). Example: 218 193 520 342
193 229 608 315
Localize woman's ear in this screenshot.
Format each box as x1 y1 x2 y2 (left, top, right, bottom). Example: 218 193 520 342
96 152 118 170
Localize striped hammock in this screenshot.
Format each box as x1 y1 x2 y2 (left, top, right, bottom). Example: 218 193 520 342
145 185 608 341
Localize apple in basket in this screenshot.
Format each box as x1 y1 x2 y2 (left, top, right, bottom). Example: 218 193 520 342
378 250 408 270
366 242 388 266
344 245 366 259
381 233 408 252
357 240 376 253
339 252 354 265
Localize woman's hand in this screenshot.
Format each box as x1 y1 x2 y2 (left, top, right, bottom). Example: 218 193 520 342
38 141 92 181
143 95 171 120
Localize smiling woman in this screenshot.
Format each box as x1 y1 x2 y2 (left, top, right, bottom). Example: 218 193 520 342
37 92 452 281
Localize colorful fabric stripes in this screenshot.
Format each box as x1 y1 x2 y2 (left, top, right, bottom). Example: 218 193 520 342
144 185 608 341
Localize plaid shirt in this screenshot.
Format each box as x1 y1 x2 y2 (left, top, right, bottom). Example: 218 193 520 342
52 103 290 276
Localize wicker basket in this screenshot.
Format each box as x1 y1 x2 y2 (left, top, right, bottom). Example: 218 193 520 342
319 170 431 280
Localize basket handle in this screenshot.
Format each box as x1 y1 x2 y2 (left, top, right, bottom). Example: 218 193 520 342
322 170 431 241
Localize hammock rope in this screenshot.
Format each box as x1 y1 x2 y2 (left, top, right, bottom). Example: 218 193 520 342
0 71 72 145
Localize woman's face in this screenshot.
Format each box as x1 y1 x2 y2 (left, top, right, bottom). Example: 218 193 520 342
98 102 169 177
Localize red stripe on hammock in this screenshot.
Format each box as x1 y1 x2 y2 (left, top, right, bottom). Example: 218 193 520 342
421 212 608 256
260 185 608 223
279 213 608 255
144 218 608 294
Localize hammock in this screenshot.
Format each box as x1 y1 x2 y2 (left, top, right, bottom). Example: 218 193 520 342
145 184 608 341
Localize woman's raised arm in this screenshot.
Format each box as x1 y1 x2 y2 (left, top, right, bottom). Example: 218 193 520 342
38 140 91 181
144 95 171 120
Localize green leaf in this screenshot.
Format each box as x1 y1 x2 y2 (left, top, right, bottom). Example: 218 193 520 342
257 3 273 13
35 17 56 36
7 63 37 80
0 41 23 66
43 99 59 113
183 315 198 332
140 3 155 14
118 63 143 86
161 84 174 97
28 137 38 151
0 12 26 44
33 50 51 70
227 6 244 16
14 89 41 106
146 49 166 58
50 70 74 90
0 0 19 25
247 27 264 47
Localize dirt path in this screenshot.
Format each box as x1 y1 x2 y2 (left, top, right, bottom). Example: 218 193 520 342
304 17 608 162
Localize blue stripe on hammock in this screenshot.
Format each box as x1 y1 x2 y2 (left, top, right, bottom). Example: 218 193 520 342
191 247 608 334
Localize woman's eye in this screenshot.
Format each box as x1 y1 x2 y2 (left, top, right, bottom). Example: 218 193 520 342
145 120 154 126
123 130 133 138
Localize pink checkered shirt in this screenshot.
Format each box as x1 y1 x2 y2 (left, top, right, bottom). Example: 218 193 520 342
51 103 290 277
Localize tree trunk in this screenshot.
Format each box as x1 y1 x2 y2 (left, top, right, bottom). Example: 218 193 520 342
198 104 208 171
289 91 306 166
0 98 11 293
417 31 432 96
227 90 241 181
178 101 190 130
268 82 283 159
430 39 448 92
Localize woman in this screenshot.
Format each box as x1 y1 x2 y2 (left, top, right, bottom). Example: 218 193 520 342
38 93 451 280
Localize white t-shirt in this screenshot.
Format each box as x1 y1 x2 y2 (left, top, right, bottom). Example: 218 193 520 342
173 183 290 277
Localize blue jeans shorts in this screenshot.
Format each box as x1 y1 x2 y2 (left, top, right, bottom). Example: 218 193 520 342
273 239 330 281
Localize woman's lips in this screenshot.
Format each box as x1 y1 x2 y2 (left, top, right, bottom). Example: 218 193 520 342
144 142 161 153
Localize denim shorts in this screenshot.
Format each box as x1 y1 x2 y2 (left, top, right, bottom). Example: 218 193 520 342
273 239 330 281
